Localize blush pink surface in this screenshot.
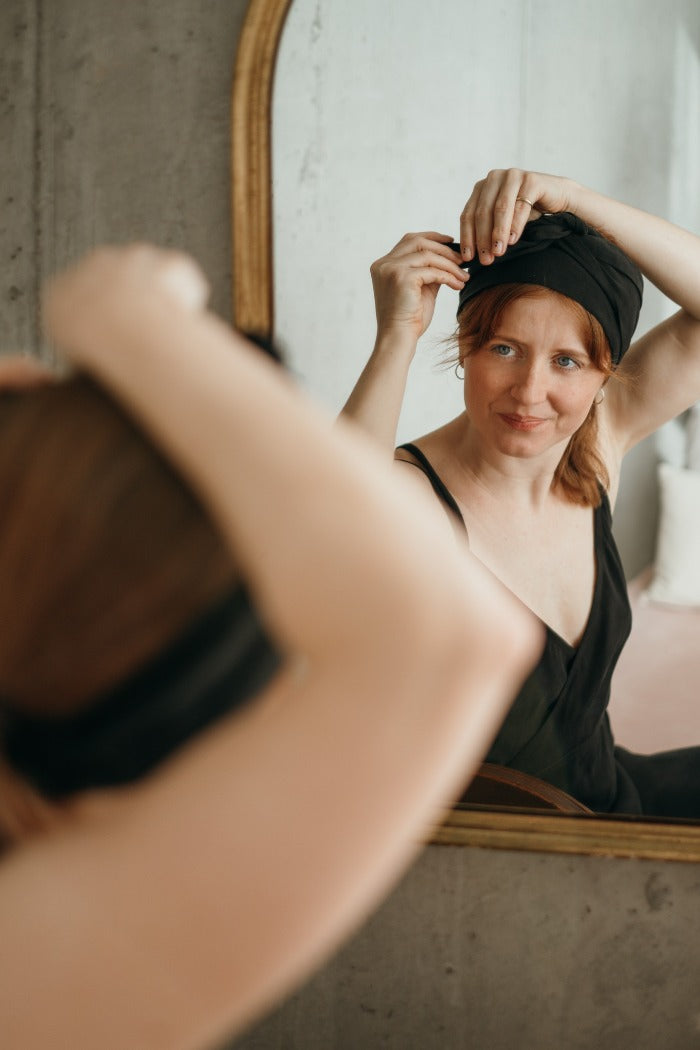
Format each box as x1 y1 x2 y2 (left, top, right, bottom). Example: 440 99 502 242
608 569 700 754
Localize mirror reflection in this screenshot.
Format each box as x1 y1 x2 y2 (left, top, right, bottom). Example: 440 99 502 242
272 0 700 820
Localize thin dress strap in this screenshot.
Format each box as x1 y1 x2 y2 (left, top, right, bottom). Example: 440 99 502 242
397 443 467 532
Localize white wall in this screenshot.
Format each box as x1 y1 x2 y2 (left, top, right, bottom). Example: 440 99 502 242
272 0 700 578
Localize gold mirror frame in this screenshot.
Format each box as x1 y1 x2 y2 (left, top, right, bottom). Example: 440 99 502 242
231 0 700 863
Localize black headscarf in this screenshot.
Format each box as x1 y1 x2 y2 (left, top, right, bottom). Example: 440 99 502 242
454 213 644 365
2 585 283 797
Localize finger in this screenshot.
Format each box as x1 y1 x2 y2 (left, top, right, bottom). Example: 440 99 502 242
508 174 542 244
459 181 485 262
403 250 468 284
382 248 467 287
472 170 510 264
420 239 467 268
491 169 526 253
378 260 467 293
414 265 468 291
391 231 458 258
395 236 464 265
118 245 210 308
0 355 57 391
157 255 210 312
375 247 467 288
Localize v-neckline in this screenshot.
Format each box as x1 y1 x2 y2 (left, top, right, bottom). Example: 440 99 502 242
397 442 600 653
541 501 601 655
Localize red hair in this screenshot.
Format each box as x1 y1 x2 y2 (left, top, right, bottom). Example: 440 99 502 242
455 284 614 508
0 376 237 716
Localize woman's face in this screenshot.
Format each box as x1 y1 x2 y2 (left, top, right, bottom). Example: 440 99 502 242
462 292 606 460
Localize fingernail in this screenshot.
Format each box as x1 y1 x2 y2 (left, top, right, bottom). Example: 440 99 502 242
494 240 504 254
509 231 517 244
462 247 473 261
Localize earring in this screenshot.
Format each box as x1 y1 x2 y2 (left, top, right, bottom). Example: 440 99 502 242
454 361 464 380
594 388 606 405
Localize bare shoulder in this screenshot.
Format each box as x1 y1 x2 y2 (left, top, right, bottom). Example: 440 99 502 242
393 436 464 546
394 446 439 494
394 432 444 486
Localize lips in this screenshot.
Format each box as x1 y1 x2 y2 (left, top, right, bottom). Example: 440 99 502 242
499 414 547 431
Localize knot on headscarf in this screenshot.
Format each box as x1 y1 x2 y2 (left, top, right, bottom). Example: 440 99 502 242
455 212 644 365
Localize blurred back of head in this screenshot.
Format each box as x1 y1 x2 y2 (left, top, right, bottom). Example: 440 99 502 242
0 375 237 716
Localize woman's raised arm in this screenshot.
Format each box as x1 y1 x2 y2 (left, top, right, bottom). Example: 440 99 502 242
0 246 540 1050
341 232 466 451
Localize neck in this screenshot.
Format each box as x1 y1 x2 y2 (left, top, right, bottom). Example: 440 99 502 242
448 413 569 509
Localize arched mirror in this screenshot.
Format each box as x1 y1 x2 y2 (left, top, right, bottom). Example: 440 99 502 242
232 0 700 861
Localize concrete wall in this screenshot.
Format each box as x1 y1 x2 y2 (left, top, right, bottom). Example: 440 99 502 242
2 3 700 1049
0 0 249 358
230 843 700 1050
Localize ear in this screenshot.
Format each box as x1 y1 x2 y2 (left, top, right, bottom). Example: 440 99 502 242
0 355 57 391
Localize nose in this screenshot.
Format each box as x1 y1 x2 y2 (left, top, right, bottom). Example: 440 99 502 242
510 360 548 405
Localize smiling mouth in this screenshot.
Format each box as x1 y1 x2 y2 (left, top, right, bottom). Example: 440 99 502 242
499 414 548 431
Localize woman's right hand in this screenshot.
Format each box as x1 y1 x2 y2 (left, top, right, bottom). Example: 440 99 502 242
370 232 467 342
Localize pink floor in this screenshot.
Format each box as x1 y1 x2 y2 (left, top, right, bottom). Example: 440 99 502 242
608 569 700 754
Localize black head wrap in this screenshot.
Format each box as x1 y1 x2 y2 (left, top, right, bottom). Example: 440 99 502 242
454 213 644 365
2 584 282 796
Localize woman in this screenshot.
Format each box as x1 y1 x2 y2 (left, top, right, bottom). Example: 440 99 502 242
344 168 700 818
0 245 540 1050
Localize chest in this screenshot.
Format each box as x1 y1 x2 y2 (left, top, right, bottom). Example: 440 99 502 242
460 496 598 648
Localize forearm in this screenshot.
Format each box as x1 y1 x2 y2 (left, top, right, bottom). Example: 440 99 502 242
340 328 417 451
568 181 700 319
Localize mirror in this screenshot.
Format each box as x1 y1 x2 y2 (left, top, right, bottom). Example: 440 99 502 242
232 0 700 860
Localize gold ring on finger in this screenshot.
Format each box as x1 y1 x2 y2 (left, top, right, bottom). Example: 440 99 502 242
515 196 534 208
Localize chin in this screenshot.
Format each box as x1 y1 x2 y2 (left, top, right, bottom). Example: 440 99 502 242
489 426 549 454
497 437 547 458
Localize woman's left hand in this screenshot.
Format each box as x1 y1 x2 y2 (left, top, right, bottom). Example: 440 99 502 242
459 169 576 265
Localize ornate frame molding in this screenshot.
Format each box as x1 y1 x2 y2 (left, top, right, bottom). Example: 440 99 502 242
231 0 293 334
435 808 700 863
231 0 700 863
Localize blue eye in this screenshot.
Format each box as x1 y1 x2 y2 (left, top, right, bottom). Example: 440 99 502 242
491 344 515 358
555 355 579 370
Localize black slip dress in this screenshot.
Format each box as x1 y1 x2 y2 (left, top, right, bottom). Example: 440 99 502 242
398 442 700 817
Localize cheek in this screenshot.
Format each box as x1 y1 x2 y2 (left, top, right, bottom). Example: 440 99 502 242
464 361 499 402
555 383 597 422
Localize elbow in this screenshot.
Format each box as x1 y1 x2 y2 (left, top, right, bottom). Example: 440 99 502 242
374 553 543 709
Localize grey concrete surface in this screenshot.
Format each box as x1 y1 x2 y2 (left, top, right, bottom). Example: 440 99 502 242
1 0 249 359
0 2 38 351
230 843 700 1050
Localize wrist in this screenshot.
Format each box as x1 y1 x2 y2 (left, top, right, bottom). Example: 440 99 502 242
561 178 583 214
563 180 608 225
373 325 419 361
